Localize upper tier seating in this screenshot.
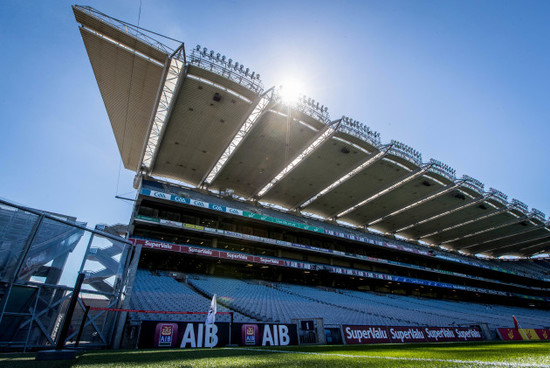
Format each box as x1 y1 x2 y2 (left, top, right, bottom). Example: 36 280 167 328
142 180 550 281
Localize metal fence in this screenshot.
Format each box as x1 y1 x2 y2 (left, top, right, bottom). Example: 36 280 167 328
0 199 133 351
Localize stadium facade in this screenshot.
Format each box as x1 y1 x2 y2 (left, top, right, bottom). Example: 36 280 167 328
3 5 549 351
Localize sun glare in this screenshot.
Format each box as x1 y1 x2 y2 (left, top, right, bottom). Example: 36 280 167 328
279 79 303 105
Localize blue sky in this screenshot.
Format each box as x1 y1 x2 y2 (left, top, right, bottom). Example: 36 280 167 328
1 0 549 229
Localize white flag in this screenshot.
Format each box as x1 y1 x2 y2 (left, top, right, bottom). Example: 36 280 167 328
205 294 217 325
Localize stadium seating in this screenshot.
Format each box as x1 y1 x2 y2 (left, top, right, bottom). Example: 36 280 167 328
128 270 257 323
179 273 550 330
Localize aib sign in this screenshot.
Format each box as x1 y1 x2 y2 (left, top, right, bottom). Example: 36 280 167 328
243 324 259 345
154 323 178 348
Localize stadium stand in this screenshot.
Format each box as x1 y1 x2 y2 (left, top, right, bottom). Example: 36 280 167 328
129 271 550 335
69 5 550 348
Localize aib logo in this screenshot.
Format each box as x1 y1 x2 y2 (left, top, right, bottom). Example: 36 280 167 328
155 323 178 348
243 324 258 346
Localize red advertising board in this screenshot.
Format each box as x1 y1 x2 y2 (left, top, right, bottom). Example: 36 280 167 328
343 325 484 345
498 328 550 341
497 328 524 341
535 329 550 340
133 238 300 269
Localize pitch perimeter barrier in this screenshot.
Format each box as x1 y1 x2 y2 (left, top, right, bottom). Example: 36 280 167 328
138 321 299 348
497 328 550 341
342 325 483 344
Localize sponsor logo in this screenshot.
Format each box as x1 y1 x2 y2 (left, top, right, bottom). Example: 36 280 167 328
344 326 388 343
173 196 188 204
242 324 258 346
152 191 170 199
261 325 290 346
425 327 455 341
389 327 425 343
211 204 225 211
160 219 181 227
259 257 280 265
225 253 249 260
180 323 218 348
190 200 208 208
155 323 178 348
455 328 481 340
144 240 173 250
159 325 173 347
182 223 204 231
188 247 214 256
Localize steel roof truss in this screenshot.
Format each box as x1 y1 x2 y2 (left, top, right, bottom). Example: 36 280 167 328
395 192 485 234
420 206 504 240
202 88 274 186
442 214 529 245
337 164 431 219
297 146 390 210
368 181 463 226
461 223 545 251
142 46 186 171
256 119 341 198
468 230 550 255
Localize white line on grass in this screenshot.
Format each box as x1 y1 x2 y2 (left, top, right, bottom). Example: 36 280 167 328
226 347 550 367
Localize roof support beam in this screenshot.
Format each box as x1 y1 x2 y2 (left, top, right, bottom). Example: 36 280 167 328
255 119 341 198
297 145 392 210
201 88 275 186
460 223 546 252
490 234 550 257
471 232 550 255
337 164 432 220
140 45 187 172
510 239 550 257
394 193 485 234
367 180 464 227
419 205 504 240
441 214 529 245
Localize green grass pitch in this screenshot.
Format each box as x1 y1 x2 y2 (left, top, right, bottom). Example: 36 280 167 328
1 341 549 367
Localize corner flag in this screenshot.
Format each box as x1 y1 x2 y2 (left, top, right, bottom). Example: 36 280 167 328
206 294 217 325
512 315 519 330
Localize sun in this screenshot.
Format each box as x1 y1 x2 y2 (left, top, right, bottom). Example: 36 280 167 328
278 78 304 105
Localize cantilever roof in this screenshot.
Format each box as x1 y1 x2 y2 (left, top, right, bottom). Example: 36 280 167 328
74 5 550 257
